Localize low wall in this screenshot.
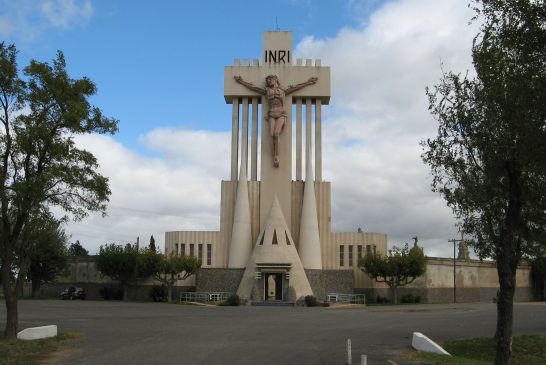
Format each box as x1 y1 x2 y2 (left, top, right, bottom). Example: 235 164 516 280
356 257 532 303
195 268 244 293
306 269 354 301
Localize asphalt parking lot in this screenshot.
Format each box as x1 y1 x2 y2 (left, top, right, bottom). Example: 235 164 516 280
1 300 545 364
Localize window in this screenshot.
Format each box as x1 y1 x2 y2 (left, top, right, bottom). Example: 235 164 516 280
339 245 345 267
181 243 186 256
175 243 179 256
366 244 372 257
189 243 195 257
207 244 212 266
198 244 203 262
357 245 363 261
348 245 353 267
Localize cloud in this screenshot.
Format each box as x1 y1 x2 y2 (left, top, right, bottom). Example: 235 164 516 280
0 0 93 40
41 0 93 28
64 130 230 254
295 0 479 257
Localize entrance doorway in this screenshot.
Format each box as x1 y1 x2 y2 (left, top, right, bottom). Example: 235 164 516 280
264 273 283 301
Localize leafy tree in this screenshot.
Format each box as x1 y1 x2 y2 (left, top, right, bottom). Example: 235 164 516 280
145 252 201 303
68 240 89 257
421 1 546 363
359 241 426 304
0 43 117 339
96 243 139 301
28 213 69 298
149 235 156 252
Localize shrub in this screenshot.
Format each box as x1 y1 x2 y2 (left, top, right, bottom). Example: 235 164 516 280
376 295 390 304
218 294 240 306
150 285 167 302
304 295 318 307
401 293 421 303
366 295 376 304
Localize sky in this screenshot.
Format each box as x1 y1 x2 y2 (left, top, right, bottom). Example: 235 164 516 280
1 0 481 257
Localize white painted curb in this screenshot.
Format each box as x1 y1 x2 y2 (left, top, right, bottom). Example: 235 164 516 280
17 325 57 340
412 332 450 355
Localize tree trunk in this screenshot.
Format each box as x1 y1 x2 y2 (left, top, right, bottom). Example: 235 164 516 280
1 265 18 340
494 257 516 365
123 283 129 301
31 279 41 299
391 285 398 304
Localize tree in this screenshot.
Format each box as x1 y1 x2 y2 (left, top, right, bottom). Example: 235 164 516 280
68 240 89 257
421 1 546 363
359 241 426 304
0 43 117 339
96 243 140 301
149 235 156 252
151 252 201 303
28 213 69 298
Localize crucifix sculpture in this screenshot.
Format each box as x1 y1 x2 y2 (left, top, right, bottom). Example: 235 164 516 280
234 74 317 167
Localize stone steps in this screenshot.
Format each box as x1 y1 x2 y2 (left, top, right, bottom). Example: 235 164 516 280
251 300 295 307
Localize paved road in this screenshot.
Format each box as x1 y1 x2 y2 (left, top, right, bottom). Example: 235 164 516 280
1 300 545 364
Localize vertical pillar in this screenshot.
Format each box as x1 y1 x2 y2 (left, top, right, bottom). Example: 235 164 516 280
305 98 312 174
296 98 302 181
315 99 322 181
242 98 249 175
251 97 258 181
231 98 239 181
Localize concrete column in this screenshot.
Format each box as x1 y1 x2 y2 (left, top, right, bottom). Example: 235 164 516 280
296 98 302 181
305 98 312 174
298 141 322 269
242 97 249 175
251 97 258 181
315 99 322 181
231 98 239 181
227 157 252 268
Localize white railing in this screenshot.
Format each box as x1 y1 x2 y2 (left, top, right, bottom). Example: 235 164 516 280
180 292 232 303
326 293 366 304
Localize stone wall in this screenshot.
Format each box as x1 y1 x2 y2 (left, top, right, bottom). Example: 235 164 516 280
305 269 354 301
355 257 532 303
195 268 244 293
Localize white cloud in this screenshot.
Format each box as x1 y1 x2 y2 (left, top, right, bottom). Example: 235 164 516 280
41 0 93 29
0 0 93 40
295 0 479 257
64 130 230 254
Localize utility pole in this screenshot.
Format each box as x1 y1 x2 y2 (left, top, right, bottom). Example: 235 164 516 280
448 231 464 303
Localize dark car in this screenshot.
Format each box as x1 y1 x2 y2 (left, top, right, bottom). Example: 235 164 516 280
60 287 86 300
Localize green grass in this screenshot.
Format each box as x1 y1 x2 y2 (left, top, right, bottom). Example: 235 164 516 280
0 332 79 365
411 335 546 365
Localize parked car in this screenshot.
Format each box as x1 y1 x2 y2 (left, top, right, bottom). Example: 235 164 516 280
60 287 86 300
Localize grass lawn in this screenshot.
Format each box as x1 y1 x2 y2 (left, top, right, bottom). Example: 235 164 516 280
0 332 79 365
411 334 546 365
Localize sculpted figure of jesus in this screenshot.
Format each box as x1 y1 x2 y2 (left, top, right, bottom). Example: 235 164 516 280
234 74 318 167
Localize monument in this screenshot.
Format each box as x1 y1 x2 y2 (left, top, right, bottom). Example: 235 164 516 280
165 31 388 303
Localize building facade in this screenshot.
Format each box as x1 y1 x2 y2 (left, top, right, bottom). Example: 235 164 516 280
165 31 387 303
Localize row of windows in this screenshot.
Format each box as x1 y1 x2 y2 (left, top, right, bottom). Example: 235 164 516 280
339 244 376 267
174 243 212 266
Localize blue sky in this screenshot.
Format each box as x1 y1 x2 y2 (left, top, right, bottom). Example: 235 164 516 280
1 0 479 257
3 0 384 152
